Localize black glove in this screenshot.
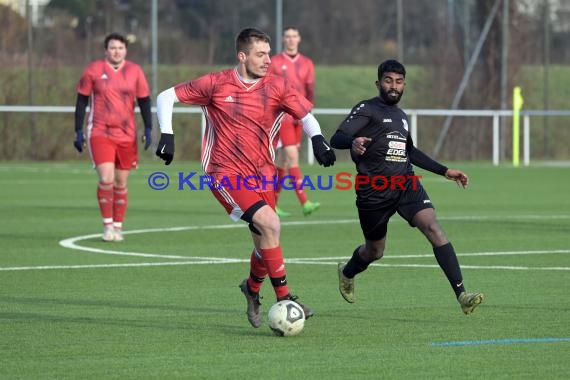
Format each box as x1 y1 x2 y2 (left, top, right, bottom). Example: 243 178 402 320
156 133 174 165
73 130 85 153
311 135 336 167
142 127 152 150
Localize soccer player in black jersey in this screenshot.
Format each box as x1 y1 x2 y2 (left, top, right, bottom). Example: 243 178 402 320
330 59 483 314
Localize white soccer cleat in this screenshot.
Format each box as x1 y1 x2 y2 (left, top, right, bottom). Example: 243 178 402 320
113 229 124 242
102 225 115 242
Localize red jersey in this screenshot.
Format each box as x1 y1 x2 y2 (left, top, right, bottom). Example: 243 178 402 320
77 60 150 142
174 68 312 189
269 52 315 105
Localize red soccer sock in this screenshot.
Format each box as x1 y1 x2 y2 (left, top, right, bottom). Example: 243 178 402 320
247 248 267 294
275 167 286 203
113 186 128 225
97 182 114 225
260 246 290 299
289 166 308 205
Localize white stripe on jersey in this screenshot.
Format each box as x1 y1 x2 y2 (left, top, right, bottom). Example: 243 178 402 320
217 185 243 221
201 106 214 173
269 112 285 162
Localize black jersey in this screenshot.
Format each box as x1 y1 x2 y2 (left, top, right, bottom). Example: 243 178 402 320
338 97 412 177
334 96 437 208
331 97 447 209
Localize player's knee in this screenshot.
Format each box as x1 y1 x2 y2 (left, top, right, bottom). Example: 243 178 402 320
248 223 262 236
255 219 280 239
286 149 299 165
114 178 128 188
98 181 113 190
246 204 281 239
99 174 114 184
423 222 447 246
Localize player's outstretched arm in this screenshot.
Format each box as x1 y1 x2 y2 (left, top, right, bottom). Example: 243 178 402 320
407 136 449 177
300 113 336 167
311 135 336 167
408 141 468 189
155 88 178 165
444 169 469 189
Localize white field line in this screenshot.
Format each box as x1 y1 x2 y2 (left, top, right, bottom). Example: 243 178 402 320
0 260 247 271
1 261 568 272
285 260 570 271
300 249 570 261
0 216 566 272
59 215 570 257
57 220 360 257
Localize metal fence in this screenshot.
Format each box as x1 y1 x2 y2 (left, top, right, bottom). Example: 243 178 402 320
1 105 569 165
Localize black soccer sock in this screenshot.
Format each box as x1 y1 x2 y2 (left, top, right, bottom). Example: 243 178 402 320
342 246 372 279
433 242 465 298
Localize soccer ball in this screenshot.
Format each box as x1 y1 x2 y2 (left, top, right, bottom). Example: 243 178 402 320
268 300 305 337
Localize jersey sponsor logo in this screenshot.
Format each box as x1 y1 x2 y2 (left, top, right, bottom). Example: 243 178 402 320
386 148 406 156
386 131 406 141
388 141 406 150
383 118 392 123
402 119 409 131
224 95 235 102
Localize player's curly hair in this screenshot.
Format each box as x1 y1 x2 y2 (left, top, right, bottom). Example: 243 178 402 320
236 28 271 54
378 59 406 80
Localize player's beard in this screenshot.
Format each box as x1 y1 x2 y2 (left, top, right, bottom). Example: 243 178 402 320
245 64 267 80
380 87 403 105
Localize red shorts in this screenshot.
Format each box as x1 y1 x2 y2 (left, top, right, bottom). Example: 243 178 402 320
278 114 302 147
89 136 138 170
210 176 276 221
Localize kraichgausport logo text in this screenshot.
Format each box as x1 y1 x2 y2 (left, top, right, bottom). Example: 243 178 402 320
147 171 422 191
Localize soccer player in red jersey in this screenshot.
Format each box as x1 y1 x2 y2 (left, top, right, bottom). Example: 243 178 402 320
74 32 153 242
269 27 320 217
155 28 336 328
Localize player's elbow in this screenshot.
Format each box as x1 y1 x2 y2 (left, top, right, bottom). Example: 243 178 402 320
330 131 352 150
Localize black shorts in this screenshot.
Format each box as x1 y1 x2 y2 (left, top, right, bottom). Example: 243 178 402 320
357 182 434 241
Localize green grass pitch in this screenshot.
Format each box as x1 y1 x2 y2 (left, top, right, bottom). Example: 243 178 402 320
1 160 569 379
